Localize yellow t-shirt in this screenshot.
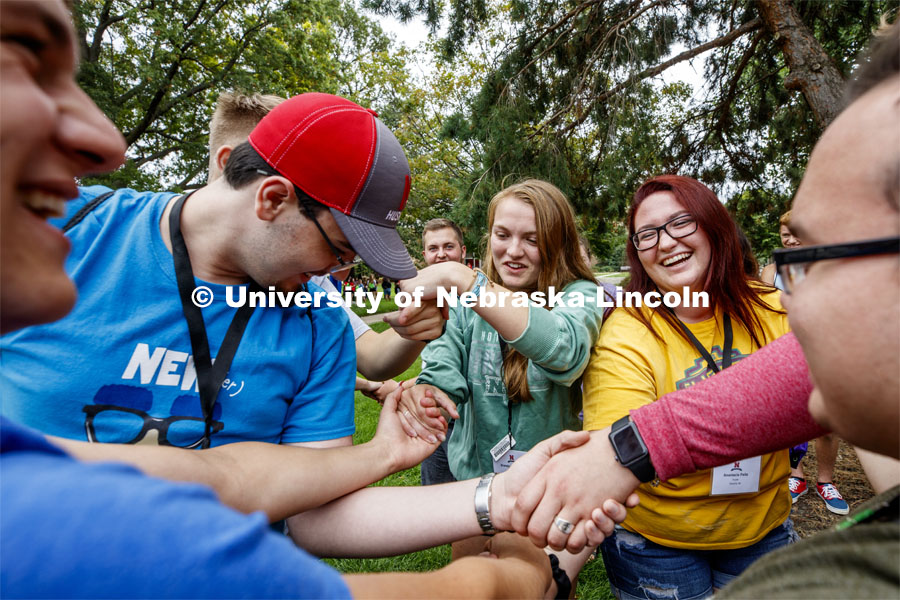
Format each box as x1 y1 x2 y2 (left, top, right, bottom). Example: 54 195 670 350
583 290 792 550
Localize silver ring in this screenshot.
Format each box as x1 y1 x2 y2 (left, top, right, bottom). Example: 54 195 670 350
554 515 575 535
402 410 411 418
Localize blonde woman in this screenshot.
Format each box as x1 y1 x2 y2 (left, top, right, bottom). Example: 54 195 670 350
397 179 605 597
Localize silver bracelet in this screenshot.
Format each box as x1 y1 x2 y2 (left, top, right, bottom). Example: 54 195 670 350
474 472 496 535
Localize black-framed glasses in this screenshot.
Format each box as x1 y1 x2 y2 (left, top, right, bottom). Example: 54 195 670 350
83 404 225 449
297 199 364 274
256 169 363 274
632 214 698 250
774 235 900 294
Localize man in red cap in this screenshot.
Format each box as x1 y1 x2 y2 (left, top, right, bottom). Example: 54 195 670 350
1 91 421 524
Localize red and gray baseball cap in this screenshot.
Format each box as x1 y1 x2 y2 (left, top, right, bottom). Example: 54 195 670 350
248 93 416 279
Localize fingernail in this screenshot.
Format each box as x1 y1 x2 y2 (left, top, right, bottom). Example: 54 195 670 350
428 435 437 443
438 432 446 442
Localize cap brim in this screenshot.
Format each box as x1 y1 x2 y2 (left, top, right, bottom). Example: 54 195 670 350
330 209 417 280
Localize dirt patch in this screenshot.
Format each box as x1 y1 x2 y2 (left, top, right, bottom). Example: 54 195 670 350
789 439 875 537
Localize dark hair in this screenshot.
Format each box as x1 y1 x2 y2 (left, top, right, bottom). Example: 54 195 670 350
422 218 464 247
625 175 781 348
223 142 328 217
735 225 759 278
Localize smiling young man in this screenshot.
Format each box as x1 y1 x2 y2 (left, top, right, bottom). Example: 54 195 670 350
423 217 467 265
1 88 424 461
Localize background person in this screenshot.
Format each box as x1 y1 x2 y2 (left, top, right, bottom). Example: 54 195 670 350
763 210 848 514
417 217 468 486
583 175 794 599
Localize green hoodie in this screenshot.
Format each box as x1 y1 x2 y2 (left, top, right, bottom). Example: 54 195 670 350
417 279 604 480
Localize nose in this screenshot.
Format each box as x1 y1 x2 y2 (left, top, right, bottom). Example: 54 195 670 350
56 83 126 176
657 228 677 251
506 239 524 258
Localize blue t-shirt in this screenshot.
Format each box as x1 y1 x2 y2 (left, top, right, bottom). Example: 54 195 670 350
0 417 351 598
1 186 355 447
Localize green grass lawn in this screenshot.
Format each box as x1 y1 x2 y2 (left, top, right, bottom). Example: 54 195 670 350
349 296 401 317
323 324 614 597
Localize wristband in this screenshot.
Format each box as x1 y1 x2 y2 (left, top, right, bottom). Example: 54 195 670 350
469 269 489 298
474 472 496 535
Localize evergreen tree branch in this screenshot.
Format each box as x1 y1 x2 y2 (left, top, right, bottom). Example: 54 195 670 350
533 17 763 140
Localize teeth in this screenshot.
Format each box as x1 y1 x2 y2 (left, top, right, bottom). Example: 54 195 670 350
23 191 67 219
663 253 691 266
507 263 525 269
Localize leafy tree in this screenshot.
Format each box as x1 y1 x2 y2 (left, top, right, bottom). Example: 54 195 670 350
74 0 396 190
364 0 897 257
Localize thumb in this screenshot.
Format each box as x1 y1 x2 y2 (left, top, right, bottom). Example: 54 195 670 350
381 385 400 413
541 430 590 456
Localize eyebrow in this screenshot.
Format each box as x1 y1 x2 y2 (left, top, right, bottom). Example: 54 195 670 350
493 225 537 236
635 211 690 231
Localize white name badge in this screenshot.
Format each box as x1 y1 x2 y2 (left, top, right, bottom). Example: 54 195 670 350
710 456 762 495
490 433 516 462
493 449 527 473
490 434 525 473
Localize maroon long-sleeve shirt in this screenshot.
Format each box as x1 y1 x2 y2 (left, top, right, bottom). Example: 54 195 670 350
630 332 827 481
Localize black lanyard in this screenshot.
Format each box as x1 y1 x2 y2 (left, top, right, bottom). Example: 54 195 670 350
669 310 734 374
499 339 514 440
169 194 260 448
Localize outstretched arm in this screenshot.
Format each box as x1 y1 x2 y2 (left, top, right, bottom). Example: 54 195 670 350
399 262 531 340
357 299 446 380
632 331 824 479
288 430 627 557
513 332 825 552
51 388 438 522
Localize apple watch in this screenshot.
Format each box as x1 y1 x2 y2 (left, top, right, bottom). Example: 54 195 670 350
609 415 656 483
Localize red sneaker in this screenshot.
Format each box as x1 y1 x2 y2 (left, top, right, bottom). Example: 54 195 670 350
788 476 808 504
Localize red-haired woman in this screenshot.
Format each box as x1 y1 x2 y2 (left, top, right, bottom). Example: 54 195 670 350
582 175 794 599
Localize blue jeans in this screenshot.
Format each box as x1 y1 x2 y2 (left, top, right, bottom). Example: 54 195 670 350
420 421 457 485
600 519 797 600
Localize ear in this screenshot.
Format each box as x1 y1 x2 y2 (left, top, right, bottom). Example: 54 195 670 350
461 245 467 259
215 145 233 171
254 176 296 222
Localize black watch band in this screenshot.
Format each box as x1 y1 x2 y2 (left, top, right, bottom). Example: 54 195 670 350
609 415 656 483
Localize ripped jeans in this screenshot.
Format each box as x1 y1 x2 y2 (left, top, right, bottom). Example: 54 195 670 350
599 519 797 600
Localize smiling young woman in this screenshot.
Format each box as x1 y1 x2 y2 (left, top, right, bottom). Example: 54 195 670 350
396 179 604 590
582 174 792 599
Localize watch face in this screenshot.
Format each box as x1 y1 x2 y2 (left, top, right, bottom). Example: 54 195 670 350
613 427 645 464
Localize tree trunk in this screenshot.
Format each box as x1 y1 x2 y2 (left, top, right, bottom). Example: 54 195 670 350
756 0 846 128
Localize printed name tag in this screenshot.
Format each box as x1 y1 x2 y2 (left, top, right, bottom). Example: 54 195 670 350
493 450 527 473
490 433 515 462
710 456 762 495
